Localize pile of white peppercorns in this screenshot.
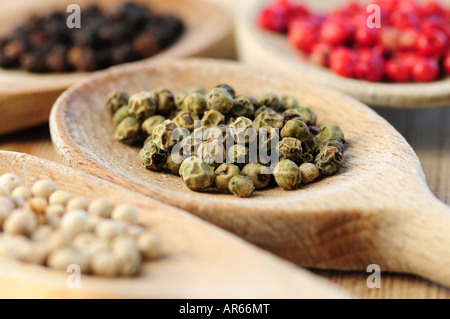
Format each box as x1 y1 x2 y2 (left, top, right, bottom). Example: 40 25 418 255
0 173 161 277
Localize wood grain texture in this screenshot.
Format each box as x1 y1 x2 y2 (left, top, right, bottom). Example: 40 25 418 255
0 150 351 298
49 58 450 289
0 0 235 135
235 0 450 108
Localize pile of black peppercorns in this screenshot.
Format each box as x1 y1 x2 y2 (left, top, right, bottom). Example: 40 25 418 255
0 3 184 73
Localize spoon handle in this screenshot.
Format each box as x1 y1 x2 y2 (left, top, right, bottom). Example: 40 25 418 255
384 196 450 287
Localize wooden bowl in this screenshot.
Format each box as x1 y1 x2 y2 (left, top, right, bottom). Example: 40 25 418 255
0 0 234 135
236 0 450 108
50 58 450 288
0 150 351 298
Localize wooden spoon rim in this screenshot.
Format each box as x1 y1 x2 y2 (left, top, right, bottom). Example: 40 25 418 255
0 150 352 298
0 0 233 94
236 0 450 108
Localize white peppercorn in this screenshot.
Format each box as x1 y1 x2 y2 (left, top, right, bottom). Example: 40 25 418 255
60 210 90 236
95 219 123 240
88 198 114 218
47 247 87 272
45 204 65 218
137 233 162 260
66 197 89 211
3 209 37 236
112 205 139 224
31 180 56 198
49 190 72 206
12 186 32 200
0 173 22 192
90 250 118 277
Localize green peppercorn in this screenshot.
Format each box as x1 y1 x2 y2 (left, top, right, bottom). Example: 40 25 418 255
258 126 280 164
141 115 166 137
229 116 257 144
242 163 271 190
174 111 199 132
183 93 207 115
228 175 254 198
128 91 157 121
314 124 345 145
319 138 345 154
179 135 199 158
139 142 167 171
113 105 130 125
166 152 185 175
281 95 299 110
187 87 207 95
282 109 306 125
106 91 128 114
179 158 215 191
214 163 241 193
202 110 225 128
253 112 284 130
232 96 255 118
175 91 189 110
151 89 175 116
277 137 303 165
203 125 230 144
246 95 260 109
254 106 277 118
273 159 301 190
315 146 344 176
207 88 233 114
259 92 283 112
197 139 226 168
228 144 249 167
152 120 180 152
115 116 142 145
214 83 235 98
293 106 317 125
299 163 320 184
281 118 310 142
226 115 236 126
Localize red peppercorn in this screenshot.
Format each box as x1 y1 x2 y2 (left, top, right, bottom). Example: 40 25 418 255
288 20 318 53
411 57 440 82
354 25 380 47
329 47 358 78
257 4 288 33
355 51 384 82
443 52 450 74
320 18 354 46
384 59 411 82
416 29 448 58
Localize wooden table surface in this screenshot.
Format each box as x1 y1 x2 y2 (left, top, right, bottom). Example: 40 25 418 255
1 106 449 299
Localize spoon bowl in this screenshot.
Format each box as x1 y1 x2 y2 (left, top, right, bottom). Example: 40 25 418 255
236 0 450 108
0 150 349 298
0 0 234 135
50 58 450 287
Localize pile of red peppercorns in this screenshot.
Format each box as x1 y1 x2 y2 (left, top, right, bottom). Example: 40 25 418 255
0 3 184 73
258 0 450 83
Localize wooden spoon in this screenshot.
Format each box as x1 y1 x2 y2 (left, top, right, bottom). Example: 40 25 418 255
0 150 350 298
50 58 450 288
235 0 450 108
0 0 234 135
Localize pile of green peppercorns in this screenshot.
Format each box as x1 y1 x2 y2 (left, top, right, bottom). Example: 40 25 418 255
106 84 345 198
